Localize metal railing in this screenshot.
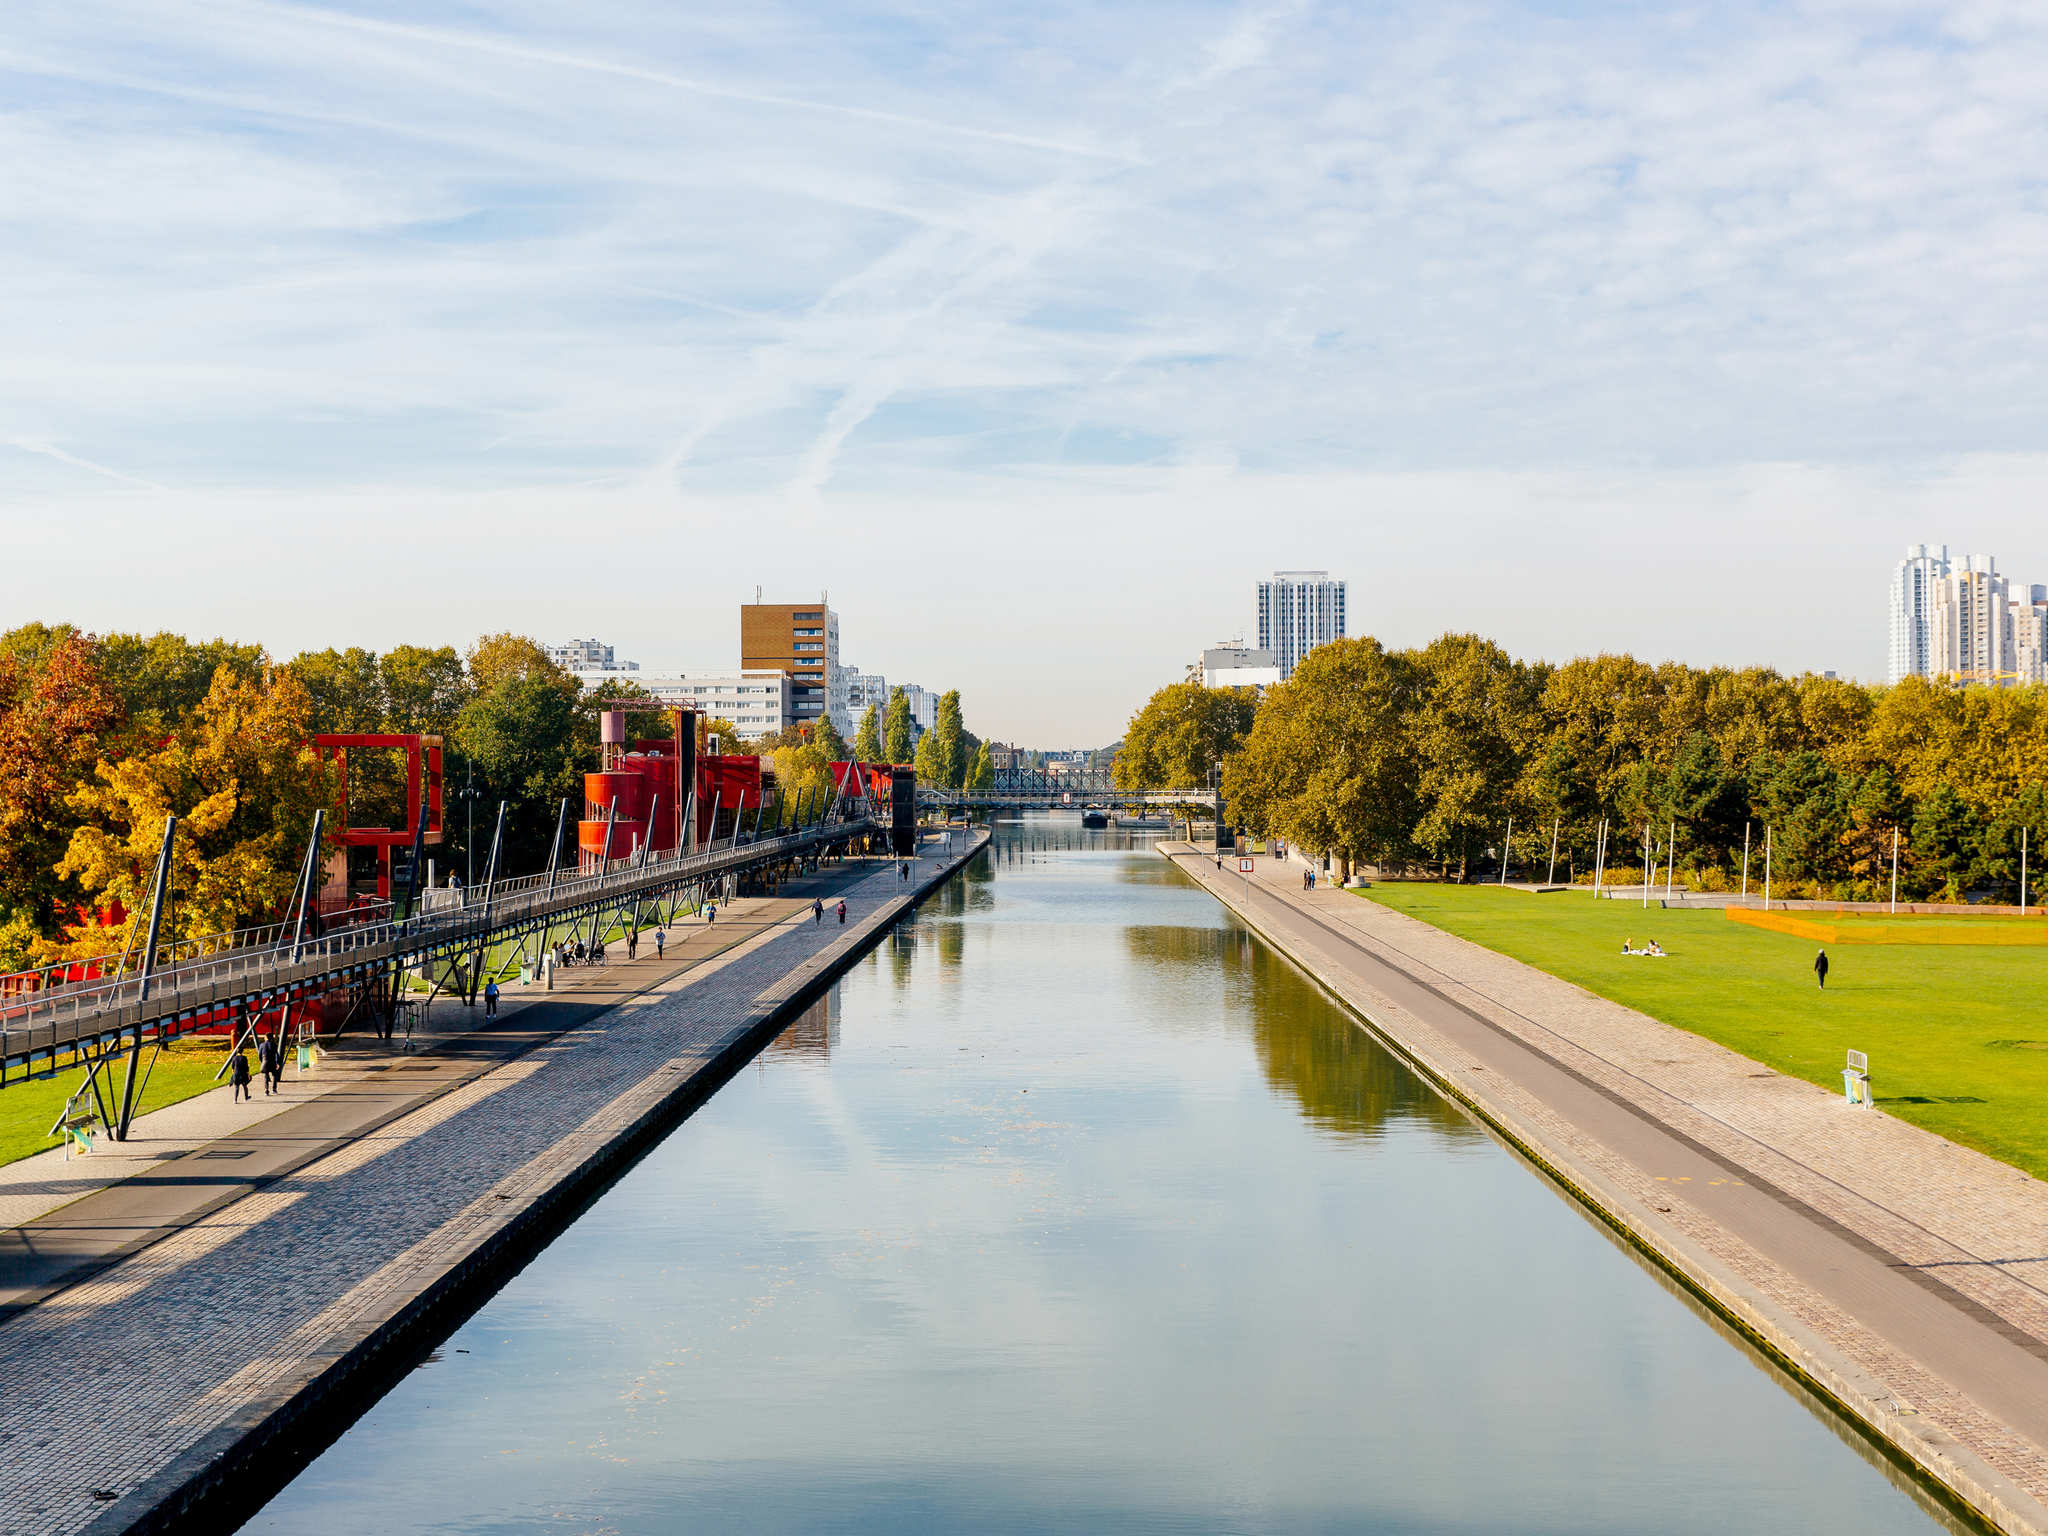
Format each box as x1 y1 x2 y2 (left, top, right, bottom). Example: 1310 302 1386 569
0 814 881 1079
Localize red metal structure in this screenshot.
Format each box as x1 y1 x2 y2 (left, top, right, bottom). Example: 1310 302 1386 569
314 734 444 904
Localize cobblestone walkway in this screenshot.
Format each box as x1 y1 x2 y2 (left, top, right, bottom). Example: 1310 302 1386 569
1169 845 2048 1536
0 840 978 1536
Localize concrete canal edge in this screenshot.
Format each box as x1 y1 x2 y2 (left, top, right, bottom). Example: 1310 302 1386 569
89 831 990 1536
1163 844 2041 1536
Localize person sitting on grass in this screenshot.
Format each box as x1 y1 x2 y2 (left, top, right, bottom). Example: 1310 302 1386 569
1646 939 1665 956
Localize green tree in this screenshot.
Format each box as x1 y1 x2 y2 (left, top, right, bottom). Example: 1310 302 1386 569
1753 751 1851 888
450 646 588 877
933 691 967 788
967 741 994 792
291 647 385 734
1911 780 1980 900
853 703 884 763
884 687 915 764
1115 680 1257 790
381 645 469 736
811 712 850 763
99 633 265 727
1409 635 1538 879
1982 782 2048 901
913 724 943 787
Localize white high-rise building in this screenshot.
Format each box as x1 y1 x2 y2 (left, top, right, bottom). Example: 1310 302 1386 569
1888 544 1952 683
1256 570 1347 679
844 667 890 726
547 638 632 672
2014 585 2048 685
898 683 938 732
1929 555 2013 684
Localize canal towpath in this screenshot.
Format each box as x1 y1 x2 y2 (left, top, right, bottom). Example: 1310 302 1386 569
0 829 987 1536
1165 842 2048 1536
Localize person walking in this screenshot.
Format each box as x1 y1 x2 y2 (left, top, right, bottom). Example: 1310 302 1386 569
705 903 717 925
484 978 500 1018
836 899 847 926
257 1036 278 1096
812 898 824 924
230 1047 252 1103
1814 948 1830 990
627 928 639 960
654 929 666 960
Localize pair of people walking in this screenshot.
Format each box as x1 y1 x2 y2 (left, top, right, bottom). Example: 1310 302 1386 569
232 1039 284 1101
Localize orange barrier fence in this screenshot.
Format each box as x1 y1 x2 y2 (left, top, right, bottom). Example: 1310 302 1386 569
1725 906 2048 946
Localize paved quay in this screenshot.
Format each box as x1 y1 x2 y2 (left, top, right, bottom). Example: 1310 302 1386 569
1166 843 2048 1536
0 830 987 1536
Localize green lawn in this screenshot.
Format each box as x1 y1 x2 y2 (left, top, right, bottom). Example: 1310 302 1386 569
0 1040 235 1169
1356 882 2048 1180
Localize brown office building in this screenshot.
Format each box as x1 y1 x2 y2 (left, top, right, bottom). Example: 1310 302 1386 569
741 599 838 729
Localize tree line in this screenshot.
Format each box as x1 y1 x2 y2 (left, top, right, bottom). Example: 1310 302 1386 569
0 622 983 971
1117 634 2048 901
851 687 991 792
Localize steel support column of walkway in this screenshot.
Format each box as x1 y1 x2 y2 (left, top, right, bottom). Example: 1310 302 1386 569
0 814 888 1112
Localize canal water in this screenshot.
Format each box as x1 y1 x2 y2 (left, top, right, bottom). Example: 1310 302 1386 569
250 821 1960 1535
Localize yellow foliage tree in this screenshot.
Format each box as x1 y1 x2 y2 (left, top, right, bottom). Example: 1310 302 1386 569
56 666 338 954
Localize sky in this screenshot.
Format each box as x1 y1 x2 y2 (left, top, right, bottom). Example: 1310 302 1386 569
4 0 2047 745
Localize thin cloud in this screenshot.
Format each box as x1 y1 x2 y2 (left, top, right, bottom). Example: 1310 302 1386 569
3 437 171 492
247 0 1141 164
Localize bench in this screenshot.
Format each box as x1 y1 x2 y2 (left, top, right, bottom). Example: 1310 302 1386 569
1842 1049 1871 1108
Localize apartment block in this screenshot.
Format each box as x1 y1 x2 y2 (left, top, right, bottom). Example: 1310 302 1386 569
1887 544 1952 684
1256 570 1347 680
571 668 792 738
547 638 630 672
742 599 840 731
845 667 890 725
1929 556 2014 683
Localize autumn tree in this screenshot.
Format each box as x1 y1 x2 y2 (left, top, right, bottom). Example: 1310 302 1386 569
1115 680 1257 790
1408 634 1540 878
0 630 121 965
59 666 338 949
1223 639 1422 874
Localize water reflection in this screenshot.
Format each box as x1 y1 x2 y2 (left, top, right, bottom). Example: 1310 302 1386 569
1224 926 1480 1143
247 816 1956 1536
765 992 837 1059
